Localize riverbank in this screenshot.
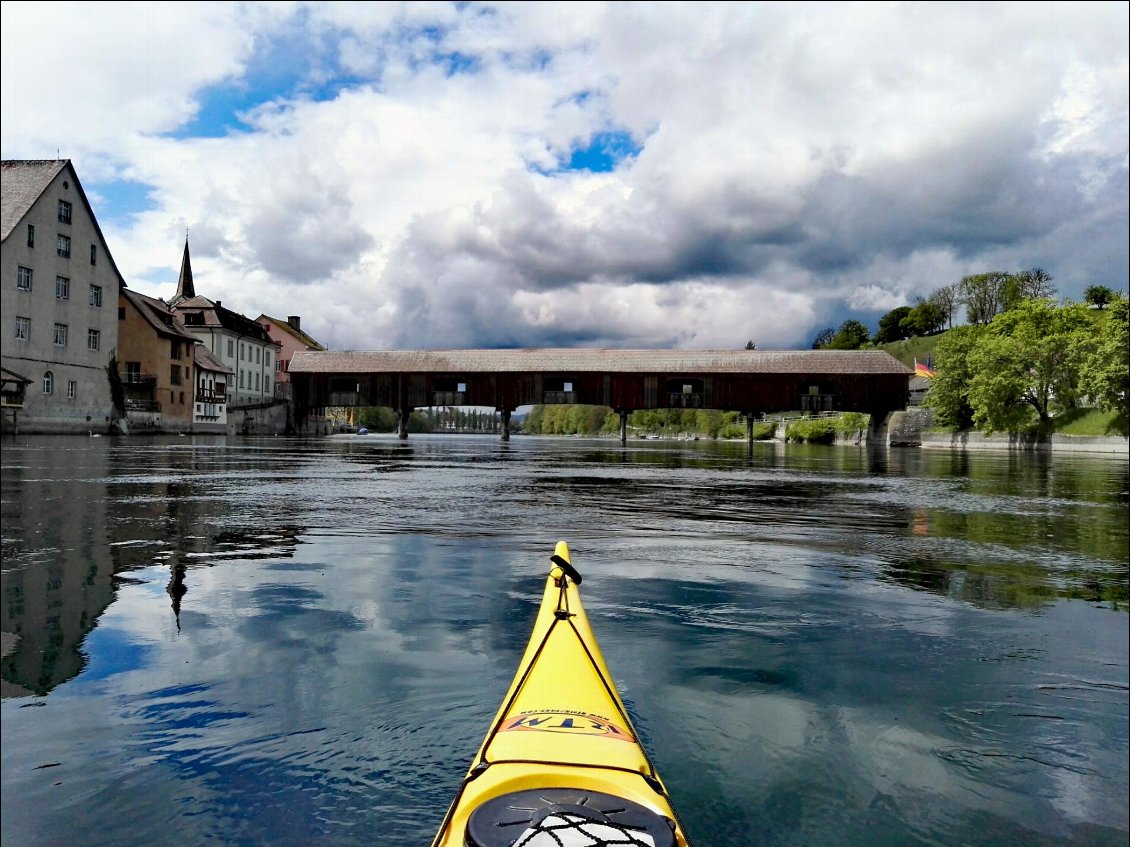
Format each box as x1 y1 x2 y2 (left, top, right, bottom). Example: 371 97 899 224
916 431 1128 454
887 408 1128 454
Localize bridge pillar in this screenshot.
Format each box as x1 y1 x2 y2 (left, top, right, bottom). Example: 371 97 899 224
619 410 629 446
866 410 894 446
500 409 511 441
397 406 413 440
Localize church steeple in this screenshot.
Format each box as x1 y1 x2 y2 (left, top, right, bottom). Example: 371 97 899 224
175 238 195 300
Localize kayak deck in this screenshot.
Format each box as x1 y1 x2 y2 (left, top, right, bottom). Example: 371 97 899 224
430 541 690 846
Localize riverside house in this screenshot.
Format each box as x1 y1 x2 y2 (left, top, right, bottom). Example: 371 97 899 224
193 344 231 433
256 313 330 433
1 160 124 433
117 288 200 433
167 240 284 433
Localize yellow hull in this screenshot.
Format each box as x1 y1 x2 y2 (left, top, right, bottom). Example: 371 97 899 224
431 541 690 846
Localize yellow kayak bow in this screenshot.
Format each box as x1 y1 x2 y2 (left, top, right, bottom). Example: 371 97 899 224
430 541 690 847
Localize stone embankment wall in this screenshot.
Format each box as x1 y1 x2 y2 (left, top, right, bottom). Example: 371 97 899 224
887 407 1128 454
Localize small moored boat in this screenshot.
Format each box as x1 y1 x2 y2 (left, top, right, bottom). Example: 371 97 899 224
430 541 691 846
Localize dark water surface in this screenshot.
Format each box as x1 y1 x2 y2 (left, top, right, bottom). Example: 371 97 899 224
1 434 1127 847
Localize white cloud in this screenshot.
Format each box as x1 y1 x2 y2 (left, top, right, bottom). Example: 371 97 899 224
2 1 1126 350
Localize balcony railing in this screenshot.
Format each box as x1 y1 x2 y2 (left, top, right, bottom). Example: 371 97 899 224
125 399 161 412
122 372 157 386
196 389 227 404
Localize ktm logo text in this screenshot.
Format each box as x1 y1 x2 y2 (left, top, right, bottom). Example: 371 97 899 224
500 710 635 742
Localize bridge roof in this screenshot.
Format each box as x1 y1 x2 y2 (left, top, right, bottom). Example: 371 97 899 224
289 348 911 375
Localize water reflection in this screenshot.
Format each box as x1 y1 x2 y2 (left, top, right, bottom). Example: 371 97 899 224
1 439 303 696
1 435 1126 847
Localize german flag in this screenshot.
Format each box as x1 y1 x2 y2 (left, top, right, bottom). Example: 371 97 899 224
914 358 936 378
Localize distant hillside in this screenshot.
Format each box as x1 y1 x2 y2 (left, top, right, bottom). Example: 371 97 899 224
875 332 947 369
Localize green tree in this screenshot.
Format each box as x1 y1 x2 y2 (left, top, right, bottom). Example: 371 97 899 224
1080 295 1129 417
1016 267 1056 300
929 284 959 329
901 298 946 336
106 352 126 417
828 319 871 349
873 306 912 344
744 340 756 350
923 324 985 430
959 271 1012 324
966 299 1095 433
1083 285 1117 309
357 406 399 430
811 327 835 349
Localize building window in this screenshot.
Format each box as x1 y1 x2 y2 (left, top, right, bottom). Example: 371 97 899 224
89 284 102 307
56 276 70 299
265 351 272 369
90 244 97 265
171 340 182 360
67 380 77 400
171 364 182 386
125 362 141 381
27 224 34 247
43 371 54 394
239 343 244 361
17 266 32 291
227 339 234 358
255 373 260 391
255 347 261 364
118 306 126 320
239 371 244 388
58 200 72 224
14 316 30 340
276 360 284 372
88 329 101 351
57 234 71 258
54 323 68 346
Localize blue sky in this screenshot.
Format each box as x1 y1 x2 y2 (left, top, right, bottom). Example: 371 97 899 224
2 2 1126 351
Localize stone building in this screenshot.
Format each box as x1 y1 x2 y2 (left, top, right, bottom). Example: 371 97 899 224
1 160 124 433
117 288 200 433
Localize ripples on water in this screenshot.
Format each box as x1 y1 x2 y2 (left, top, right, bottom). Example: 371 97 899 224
1 434 1127 847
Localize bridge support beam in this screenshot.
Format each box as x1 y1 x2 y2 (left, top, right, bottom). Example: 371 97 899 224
397 406 413 440
500 409 511 441
619 410 629 446
866 410 894 446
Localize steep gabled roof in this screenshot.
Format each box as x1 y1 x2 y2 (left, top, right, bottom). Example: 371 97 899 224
0 159 127 288
258 314 327 351
122 288 199 343
172 296 278 345
1 160 65 240
194 344 232 374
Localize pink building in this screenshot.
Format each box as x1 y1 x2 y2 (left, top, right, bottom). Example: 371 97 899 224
256 314 326 400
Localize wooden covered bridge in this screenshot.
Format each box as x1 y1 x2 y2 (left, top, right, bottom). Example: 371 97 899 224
287 350 913 447
287 348 912 443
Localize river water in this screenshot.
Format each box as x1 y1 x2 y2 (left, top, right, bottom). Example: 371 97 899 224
1 434 1127 847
